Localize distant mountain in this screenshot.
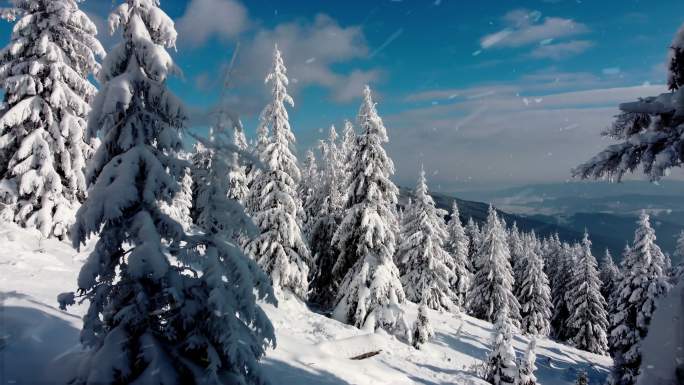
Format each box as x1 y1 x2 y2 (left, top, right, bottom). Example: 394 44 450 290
420 182 684 265
399 187 617 261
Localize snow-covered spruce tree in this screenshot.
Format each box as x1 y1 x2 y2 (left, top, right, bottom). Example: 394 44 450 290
485 307 518 385
468 205 521 326
517 338 538 385
511 229 529 302
181 130 276 385
518 235 552 337
565 232 609 355
465 216 482 273
412 302 435 349
550 242 575 341
609 212 669 385
62 2 275 383
0 0 103 237
445 200 471 308
600 249 621 303
245 45 310 298
397 167 455 310
331 85 406 332
543 233 562 283
227 121 249 203
509 223 525 294
189 141 211 223
299 149 320 236
309 126 346 307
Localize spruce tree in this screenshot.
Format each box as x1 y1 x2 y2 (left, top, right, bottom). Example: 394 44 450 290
309 126 345 307
518 235 552 337
397 167 455 310
599 249 621 303
517 338 538 385
551 242 574 340
412 302 434 349
445 200 471 308
485 307 518 385
609 212 669 385
566 232 609 355
0 0 103 238
300 149 320 237
468 205 521 326
245 45 310 298
60 2 275 383
331 85 406 332
465 217 482 273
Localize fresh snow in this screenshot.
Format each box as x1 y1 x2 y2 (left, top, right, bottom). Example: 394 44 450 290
0 223 613 385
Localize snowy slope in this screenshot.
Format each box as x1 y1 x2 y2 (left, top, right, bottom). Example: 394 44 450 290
0 223 612 385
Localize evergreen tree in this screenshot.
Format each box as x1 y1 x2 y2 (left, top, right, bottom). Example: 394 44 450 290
445 200 471 308
518 235 552 337
189 141 211 223
60 2 275 383
0 0 103 238
309 126 345 307
599 249 621 303
517 338 538 385
509 223 526 295
397 167 455 310
551 242 574 340
412 302 434 349
566 232 609 355
331 85 406 332
465 217 482 273
485 307 518 385
468 206 521 326
300 149 320 237
227 124 249 203
609 212 669 385
245 45 310 298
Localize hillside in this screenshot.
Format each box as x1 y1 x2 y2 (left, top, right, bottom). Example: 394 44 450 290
0 223 612 385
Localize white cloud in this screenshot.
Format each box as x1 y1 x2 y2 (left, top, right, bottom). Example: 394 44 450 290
388 79 668 188
176 0 250 47
478 9 591 60
530 40 594 60
226 14 381 111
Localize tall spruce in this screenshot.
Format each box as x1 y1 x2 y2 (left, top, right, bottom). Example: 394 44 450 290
565 232 609 355
609 212 669 385
60 1 275 383
550 242 575 340
518 234 552 337
0 0 103 237
445 201 471 308
309 126 345 307
465 217 482 273
397 167 455 310
331 85 406 332
600 249 621 303
245 45 310 298
468 205 521 326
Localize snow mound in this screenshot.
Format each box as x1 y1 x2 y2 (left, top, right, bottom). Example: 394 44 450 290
0 223 612 384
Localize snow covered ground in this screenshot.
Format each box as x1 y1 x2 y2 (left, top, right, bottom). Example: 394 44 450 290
0 223 612 385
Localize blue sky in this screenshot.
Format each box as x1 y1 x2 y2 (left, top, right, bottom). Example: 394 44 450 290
3 0 683 191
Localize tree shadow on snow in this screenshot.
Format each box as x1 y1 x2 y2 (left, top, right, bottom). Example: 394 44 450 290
0 305 81 384
263 359 352 385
